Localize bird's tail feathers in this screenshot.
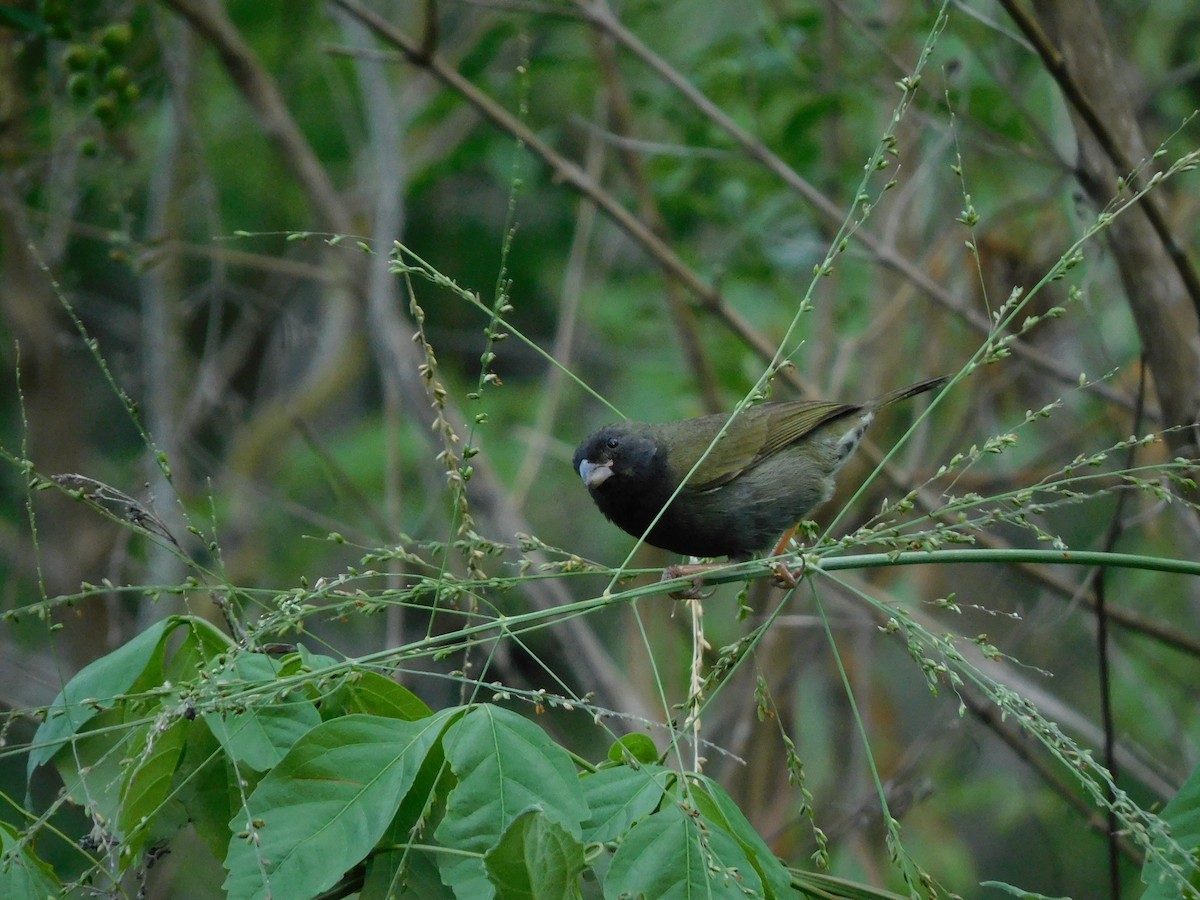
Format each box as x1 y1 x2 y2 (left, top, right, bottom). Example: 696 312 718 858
872 375 949 409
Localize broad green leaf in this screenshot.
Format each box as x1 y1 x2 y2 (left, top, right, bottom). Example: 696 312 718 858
223 711 453 900
203 701 321 772
607 733 659 765
580 765 673 843
435 706 587 898
604 802 762 900
791 869 910 899
29 616 177 776
174 720 238 862
330 669 434 721
362 732 454 899
1141 754 1200 899
0 821 61 899
119 716 190 858
203 653 322 771
54 711 191 862
39 615 227 830
484 807 586 899
689 773 793 898
163 618 234 684
979 884 1070 900
363 847 450 900
293 645 342 672
54 706 140 831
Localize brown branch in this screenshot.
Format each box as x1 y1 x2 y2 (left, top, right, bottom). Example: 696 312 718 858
327 1 1200 668
568 0 1139 414
1016 0 1200 456
329 0 979 622
331 0 782 369
332 0 1151 428
999 0 1200 323
568 1 1200 658
162 0 352 234
588 27 723 412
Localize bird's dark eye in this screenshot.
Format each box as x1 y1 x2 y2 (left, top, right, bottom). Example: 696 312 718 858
606 437 619 450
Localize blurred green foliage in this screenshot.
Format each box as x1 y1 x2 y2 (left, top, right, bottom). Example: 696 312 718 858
1 0 1199 896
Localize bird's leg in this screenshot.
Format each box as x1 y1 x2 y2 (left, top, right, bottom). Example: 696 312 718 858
661 562 723 599
769 525 802 588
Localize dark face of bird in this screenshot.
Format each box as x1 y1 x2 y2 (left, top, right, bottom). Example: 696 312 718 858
572 425 671 529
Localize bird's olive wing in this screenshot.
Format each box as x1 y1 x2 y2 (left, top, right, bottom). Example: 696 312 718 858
655 412 767 491
674 401 856 490
745 400 860 464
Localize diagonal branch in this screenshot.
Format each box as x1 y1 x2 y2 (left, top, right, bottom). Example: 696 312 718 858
164 0 352 234
333 0 1139 414
331 0 781 368
1016 0 1200 456
999 0 1200 321
569 0 1138 410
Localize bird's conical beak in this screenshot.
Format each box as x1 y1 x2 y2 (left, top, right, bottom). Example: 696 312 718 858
579 459 613 488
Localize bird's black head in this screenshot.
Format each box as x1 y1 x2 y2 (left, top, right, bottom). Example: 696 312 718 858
573 421 733 557
573 424 664 499
574 423 673 542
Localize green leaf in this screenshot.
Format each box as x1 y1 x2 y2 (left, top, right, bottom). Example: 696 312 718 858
163 617 234 684
604 801 763 899
223 711 453 900
607 733 659 765
29 616 178 776
979 883 1071 899
54 706 141 830
790 869 910 899
580 765 673 843
483 807 587 899
175 720 238 861
1141 754 1200 899
363 848 450 899
0 821 61 899
689 773 793 898
330 669 434 720
203 653 322 771
361 729 454 899
293 645 342 672
435 706 588 898
203 701 321 772
119 716 190 857
42 615 227 841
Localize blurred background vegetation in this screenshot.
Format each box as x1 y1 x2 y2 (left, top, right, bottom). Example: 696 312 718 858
2 0 1199 896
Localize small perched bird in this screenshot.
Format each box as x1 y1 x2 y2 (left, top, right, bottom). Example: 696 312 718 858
573 376 946 567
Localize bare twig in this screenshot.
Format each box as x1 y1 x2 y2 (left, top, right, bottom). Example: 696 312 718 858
1000 0 1200 321
569 0 1138 411
1016 0 1200 456
588 25 723 411
959 688 1145 865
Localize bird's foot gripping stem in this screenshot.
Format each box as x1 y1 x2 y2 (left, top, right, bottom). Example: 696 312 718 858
768 524 806 589
661 562 723 600
769 561 804 590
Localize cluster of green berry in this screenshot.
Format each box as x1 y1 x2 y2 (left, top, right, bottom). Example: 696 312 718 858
61 19 137 146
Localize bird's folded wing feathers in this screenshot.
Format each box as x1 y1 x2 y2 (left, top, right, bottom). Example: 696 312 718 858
677 402 858 491
741 401 859 468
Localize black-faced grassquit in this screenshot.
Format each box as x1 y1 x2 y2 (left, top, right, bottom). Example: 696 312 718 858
574 375 946 562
